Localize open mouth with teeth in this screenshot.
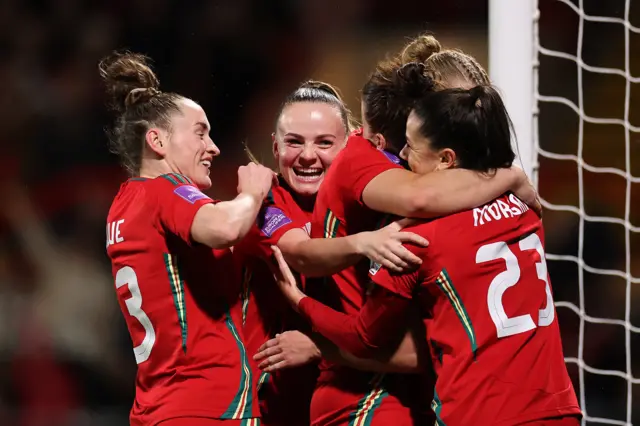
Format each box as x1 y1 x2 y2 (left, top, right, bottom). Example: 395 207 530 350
201 160 212 174
293 167 324 182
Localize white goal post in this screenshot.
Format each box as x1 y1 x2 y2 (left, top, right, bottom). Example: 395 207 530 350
489 0 537 179
489 1 640 425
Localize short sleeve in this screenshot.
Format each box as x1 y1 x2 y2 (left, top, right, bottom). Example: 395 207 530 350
245 196 308 261
345 137 402 204
153 174 214 243
258 204 306 243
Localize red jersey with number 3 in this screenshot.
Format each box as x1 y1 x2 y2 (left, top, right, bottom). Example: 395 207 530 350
106 173 258 426
370 193 581 425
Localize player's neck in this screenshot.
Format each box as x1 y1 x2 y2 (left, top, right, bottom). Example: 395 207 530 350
139 160 174 180
292 192 316 213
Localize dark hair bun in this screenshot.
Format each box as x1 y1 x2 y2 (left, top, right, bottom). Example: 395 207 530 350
98 51 160 114
394 62 436 100
400 34 442 65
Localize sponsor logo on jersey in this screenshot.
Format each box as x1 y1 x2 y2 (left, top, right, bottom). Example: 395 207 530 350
174 185 211 204
262 206 292 237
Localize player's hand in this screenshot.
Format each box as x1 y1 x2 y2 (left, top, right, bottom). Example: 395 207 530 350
354 219 429 273
271 245 306 308
510 166 542 217
237 162 276 201
254 331 321 372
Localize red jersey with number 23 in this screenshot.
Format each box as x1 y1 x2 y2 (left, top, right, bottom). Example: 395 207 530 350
106 173 258 426
370 193 581 425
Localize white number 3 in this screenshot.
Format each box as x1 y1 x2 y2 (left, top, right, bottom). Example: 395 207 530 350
475 233 554 338
116 266 156 364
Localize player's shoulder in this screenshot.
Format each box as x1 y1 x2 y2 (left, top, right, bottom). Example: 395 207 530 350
429 193 541 252
343 134 375 157
147 172 195 190
268 177 299 208
402 222 436 256
146 173 211 203
109 177 155 216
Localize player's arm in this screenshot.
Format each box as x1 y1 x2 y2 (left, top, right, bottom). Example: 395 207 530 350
277 222 427 277
158 165 273 249
255 327 423 374
297 285 413 358
272 246 418 358
315 322 425 373
362 166 540 219
191 193 264 248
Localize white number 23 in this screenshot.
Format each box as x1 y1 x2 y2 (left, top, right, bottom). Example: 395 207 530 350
475 233 554 338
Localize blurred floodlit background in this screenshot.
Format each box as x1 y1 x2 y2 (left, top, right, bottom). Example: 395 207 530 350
0 0 638 424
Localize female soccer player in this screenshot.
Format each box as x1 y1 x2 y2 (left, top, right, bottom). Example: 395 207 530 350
100 51 274 426
236 80 432 426
274 70 582 425
257 34 542 426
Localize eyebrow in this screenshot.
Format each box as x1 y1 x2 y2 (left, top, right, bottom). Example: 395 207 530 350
283 132 336 140
195 121 210 132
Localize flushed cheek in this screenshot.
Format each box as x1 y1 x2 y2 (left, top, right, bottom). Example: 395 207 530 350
316 149 340 170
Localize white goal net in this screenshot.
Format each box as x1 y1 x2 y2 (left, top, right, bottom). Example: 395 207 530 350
533 0 640 424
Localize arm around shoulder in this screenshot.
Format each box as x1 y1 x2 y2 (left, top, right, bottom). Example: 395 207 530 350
362 167 523 219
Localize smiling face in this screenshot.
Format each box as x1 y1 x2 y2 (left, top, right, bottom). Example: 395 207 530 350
162 98 220 189
273 101 347 196
400 109 455 175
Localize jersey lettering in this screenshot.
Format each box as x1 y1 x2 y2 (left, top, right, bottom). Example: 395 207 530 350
107 219 125 248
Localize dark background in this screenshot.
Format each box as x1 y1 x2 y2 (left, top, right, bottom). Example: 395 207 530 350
0 0 637 424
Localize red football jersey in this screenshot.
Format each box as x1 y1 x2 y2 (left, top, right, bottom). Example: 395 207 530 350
370 193 581 425
310 134 402 317
310 135 430 424
106 173 258 425
234 177 319 426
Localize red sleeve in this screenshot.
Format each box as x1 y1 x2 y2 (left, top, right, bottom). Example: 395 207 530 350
153 174 214 243
369 225 438 298
370 265 420 299
297 286 412 358
252 204 306 259
346 138 402 205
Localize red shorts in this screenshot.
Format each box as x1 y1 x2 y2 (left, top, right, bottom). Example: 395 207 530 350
157 418 260 426
310 371 433 426
520 416 582 426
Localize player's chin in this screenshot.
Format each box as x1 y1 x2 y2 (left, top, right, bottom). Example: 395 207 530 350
290 180 321 197
193 174 212 190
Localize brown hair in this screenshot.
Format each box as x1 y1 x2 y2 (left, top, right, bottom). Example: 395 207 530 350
276 80 356 133
400 63 515 171
362 34 490 153
99 51 184 175
245 80 356 166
